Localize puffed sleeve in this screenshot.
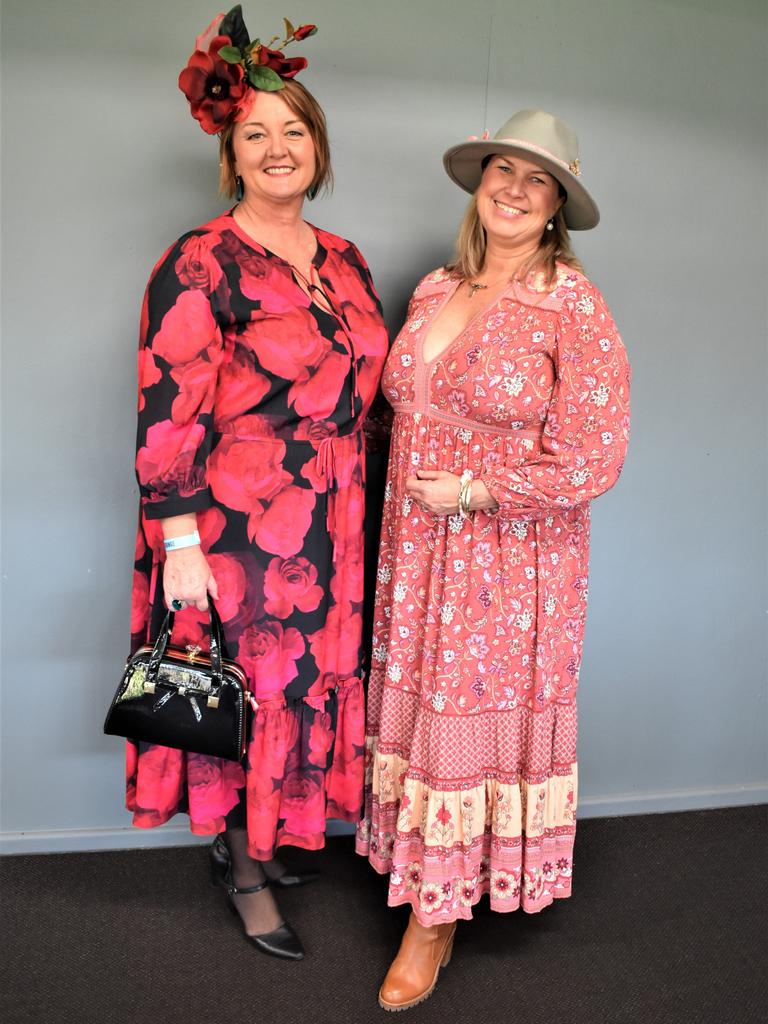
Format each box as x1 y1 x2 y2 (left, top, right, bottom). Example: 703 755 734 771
481 277 630 520
135 232 228 520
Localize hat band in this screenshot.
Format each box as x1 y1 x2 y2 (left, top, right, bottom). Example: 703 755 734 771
493 137 581 177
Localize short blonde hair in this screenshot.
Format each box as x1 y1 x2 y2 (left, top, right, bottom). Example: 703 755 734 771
446 187 583 286
218 80 333 199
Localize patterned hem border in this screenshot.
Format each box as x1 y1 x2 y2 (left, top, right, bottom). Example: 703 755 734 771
360 848 572 925
356 821 575 923
385 885 569 925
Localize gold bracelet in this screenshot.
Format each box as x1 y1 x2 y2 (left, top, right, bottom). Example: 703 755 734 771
458 470 473 518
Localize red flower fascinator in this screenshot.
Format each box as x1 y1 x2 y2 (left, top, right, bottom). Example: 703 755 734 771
179 5 318 135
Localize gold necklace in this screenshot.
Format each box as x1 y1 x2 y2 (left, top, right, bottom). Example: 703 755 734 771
467 276 511 298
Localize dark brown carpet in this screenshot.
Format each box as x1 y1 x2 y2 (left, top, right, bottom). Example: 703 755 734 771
1 806 765 1024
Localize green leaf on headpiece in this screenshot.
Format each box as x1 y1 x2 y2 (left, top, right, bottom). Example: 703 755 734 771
284 17 295 38
247 65 285 91
220 5 251 51
218 45 243 64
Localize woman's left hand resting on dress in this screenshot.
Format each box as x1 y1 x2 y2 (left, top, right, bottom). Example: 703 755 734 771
406 470 498 515
161 513 219 612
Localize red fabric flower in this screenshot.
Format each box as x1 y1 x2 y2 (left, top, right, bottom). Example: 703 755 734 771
238 252 309 312
174 234 223 293
252 44 307 80
213 346 272 427
131 744 185 825
186 753 244 832
309 604 363 678
264 556 324 618
240 308 329 383
179 35 248 135
293 24 317 41
196 506 227 549
247 484 316 557
307 714 334 769
279 768 325 836
136 420 206 499
169 606 208 650
288 350 350 419
247 706 300 798
293 420 338 444
238 620 305 699
170 356 216 425
208 433 291 513
325 679 365 818
205 553 247 622
151 289 219 367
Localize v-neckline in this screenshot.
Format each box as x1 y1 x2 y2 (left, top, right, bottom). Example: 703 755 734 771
223 211 342 320
225 209 321 272
421 279 515 367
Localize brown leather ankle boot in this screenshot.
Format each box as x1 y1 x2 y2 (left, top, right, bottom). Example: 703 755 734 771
378 913 457 1011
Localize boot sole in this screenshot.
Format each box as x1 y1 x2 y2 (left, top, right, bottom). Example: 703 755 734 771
377 929 455 1011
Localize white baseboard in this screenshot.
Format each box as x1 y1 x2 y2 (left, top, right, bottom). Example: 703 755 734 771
0 818 356 855
1 785 765 856
578 781 767 818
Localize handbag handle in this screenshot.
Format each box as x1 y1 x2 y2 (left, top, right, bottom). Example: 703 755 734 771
146 596 226 686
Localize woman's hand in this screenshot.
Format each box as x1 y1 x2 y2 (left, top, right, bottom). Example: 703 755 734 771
405 470 499 515
405 470 461 515
163 546 219 612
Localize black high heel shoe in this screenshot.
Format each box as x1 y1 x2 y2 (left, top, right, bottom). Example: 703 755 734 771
224 877 305 961
210 834 320 890
212 845 305 961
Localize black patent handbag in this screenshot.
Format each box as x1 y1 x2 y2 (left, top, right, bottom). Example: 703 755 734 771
104 598 249 762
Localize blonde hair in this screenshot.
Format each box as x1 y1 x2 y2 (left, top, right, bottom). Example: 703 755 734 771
446 188 584 287
218 80 333 199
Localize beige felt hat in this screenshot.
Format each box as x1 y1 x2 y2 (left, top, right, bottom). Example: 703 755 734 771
443 108 599 230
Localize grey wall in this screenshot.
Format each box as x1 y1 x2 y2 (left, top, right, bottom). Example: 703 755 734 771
2 0 766 853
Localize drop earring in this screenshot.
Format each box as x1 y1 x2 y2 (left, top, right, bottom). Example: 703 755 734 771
235 175 244 202
546 219 554 232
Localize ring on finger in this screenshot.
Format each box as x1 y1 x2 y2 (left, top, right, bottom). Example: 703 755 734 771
171 598 184 611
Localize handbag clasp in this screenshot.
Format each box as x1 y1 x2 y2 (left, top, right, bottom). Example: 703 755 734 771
185 644 202 664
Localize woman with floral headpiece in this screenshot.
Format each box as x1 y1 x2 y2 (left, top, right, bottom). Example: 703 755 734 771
127 5 388 960
357 110 630 1008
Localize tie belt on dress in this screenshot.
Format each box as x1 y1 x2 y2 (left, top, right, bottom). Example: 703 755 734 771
314 431 362 531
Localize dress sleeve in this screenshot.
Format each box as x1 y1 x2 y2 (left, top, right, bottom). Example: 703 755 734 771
480 278 630 521
135 232 227 520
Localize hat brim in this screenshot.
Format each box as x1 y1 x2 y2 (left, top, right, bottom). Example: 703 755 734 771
443 140 599 230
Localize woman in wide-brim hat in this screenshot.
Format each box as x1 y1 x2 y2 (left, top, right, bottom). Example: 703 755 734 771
125 5 389 961
357 109 630 1009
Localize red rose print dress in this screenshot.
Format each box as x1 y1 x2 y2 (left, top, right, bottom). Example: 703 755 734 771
127 211 389 858
356 265 630 923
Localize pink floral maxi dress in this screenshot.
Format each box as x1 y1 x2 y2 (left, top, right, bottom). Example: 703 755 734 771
356 265 630 924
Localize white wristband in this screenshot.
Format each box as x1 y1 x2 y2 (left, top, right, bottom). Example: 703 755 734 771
163 531 200 552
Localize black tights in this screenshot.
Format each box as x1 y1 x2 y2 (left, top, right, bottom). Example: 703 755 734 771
221 789 286 935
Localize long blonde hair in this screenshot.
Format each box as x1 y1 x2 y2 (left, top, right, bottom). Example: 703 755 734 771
446 189 584 287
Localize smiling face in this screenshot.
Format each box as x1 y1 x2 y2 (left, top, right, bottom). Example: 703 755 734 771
476 154 564 251
232 89 317 206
